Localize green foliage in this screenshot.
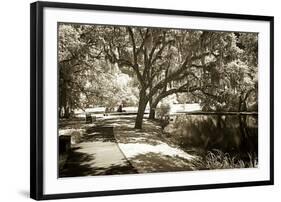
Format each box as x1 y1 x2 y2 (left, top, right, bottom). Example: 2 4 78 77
156 103 171 120
58 23 258 120
58 24 139 117
176 92 199 104
192 149 257 169
194 32 258 112
238 33 258 66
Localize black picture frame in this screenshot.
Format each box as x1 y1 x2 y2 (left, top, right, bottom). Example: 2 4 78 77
30 1 274 200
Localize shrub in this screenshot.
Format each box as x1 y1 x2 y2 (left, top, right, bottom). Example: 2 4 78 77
156 103 171 120
192 149 257 170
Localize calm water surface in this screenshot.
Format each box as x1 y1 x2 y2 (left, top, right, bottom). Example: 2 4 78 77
168 114 258 159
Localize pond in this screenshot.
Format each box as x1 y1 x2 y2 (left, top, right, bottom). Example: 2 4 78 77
165 114 258 164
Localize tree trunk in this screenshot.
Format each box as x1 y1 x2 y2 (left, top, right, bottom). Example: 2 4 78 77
148 101 158 119
135 91 148 129
148 107 156 119
148 94 163 119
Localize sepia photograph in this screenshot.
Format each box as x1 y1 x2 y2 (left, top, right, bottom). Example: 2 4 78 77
58 23 258 178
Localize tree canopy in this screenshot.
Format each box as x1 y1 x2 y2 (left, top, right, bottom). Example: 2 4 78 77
58 23 258 129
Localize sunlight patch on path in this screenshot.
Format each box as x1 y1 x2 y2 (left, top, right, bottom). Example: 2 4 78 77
112 117 198 173
118 142 195 161
60 140 137 177
75 141 128 168
59 125 138 177
93 116 198 173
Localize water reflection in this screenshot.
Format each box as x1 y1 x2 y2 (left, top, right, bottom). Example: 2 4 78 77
167 114 258 162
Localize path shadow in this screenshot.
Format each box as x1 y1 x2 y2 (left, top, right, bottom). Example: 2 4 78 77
129 152 194 173
59 147 97 177
59 125 138 177
108 118 165 146
84 126 115 142
60 146 137 177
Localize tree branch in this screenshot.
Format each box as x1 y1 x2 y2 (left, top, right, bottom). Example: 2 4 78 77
127 27 146 88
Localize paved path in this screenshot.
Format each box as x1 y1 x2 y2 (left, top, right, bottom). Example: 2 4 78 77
60 115 198 177
95 116 197 173
59 126 137 177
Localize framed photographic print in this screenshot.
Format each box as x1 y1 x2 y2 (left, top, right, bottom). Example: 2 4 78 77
30 1 274 200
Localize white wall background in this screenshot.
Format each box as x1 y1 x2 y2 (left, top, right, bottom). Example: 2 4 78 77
0 0 279 201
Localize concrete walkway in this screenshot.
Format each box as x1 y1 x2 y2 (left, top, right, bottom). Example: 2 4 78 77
95 116 197 174
59 126 137 177
60 115 198 177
